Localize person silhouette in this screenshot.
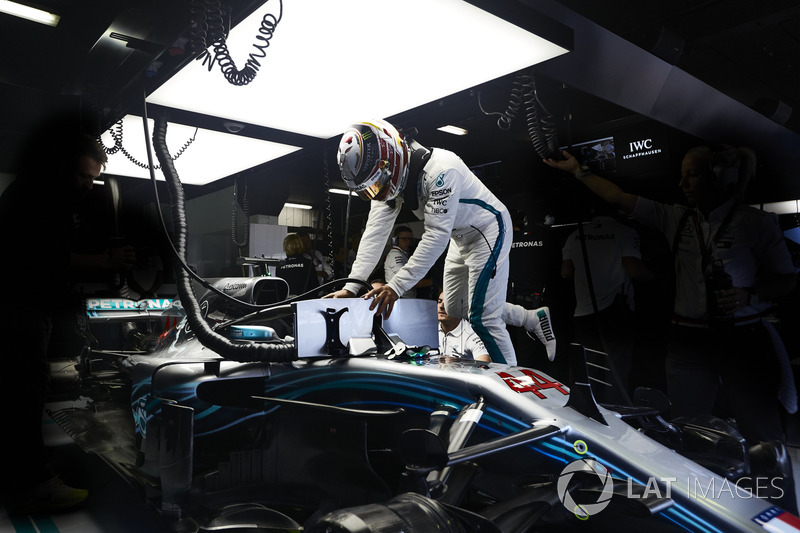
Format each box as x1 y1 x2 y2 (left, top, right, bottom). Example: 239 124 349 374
544 145 796 444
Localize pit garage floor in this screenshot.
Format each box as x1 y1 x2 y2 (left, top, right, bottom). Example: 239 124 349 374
3 401 800 533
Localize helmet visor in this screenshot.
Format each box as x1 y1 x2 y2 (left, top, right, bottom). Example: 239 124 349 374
347 162 391 201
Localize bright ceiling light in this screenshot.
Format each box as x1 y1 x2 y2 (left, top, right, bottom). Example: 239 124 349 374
284 202 312 210
752 201 800 215
0 0 60 26
100 115 301 185
148 0 569 140
329 188 355 196
437 125 469 136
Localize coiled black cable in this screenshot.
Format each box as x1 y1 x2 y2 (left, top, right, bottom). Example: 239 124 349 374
478 72 561 160
188 0 210 55
194 0 223 71
192 0 283 86
205 0 226 43
523 78 561 160
493 78 526 131
100 118 197 169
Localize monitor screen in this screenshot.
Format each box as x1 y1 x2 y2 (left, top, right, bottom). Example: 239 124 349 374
784 227 800 246
563 136 616 174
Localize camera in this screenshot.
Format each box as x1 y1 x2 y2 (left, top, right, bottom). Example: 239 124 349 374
706 260 734 328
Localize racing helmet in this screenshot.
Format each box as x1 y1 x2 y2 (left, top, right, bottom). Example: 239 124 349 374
337 119 410 202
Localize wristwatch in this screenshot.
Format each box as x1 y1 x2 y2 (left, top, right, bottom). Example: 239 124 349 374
574 164 592 179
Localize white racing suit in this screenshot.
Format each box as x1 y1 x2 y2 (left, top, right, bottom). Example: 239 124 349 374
384 245 415 298
345 148 529 365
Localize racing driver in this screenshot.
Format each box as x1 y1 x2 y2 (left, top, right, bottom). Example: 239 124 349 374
326 119 556 365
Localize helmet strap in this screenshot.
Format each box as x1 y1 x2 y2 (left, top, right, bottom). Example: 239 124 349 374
403 140 430 211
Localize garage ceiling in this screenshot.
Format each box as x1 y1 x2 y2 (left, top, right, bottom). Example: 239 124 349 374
1 0 799 216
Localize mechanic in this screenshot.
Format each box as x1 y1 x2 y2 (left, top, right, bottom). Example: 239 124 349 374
437 289 490 362
277 233 319 296
326 119 555 365
383 225 432 298
0 114 136 513
544 145 796 444
561 198 653 395
296 229 334 286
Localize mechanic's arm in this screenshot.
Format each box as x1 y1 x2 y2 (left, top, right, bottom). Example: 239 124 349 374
749 213 798 303
543 151 638 215
468 333 491 362
717 213 796 312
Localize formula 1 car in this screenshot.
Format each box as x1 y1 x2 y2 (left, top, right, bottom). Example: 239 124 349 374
46 115 800 532
48 271 798 533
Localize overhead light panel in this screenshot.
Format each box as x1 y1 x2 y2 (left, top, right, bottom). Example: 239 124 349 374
284 202 312 210
100 115 301 185
752 200 800 215
329 188 355 196
148 0 569 140
437 125 469 136
0 0 60 26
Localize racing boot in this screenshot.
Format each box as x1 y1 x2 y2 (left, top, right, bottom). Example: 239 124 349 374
8 475 88 515
525 306 557 361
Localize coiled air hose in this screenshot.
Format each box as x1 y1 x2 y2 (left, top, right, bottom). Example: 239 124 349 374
479 72 561 160
152 116 296 362
521 75 561 160
191 0 283 86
